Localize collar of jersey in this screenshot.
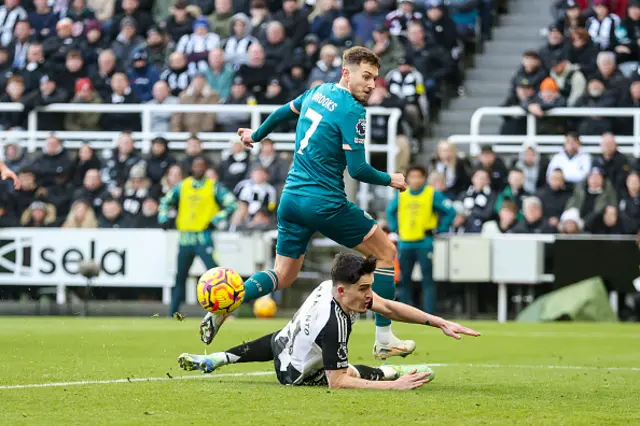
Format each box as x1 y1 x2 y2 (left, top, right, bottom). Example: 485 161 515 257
332 297 348 316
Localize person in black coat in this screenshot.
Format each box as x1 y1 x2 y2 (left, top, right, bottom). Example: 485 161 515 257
457 168 498 233
56 49 90 96
42 18 87 74
164 0 195 44
18 43 47 93
101 132 143 191
72 143 102 188
31 135 74 187
273 0 309 48
508 51 549 100
536 168 573 228
218 141 250 192
567 28 599 79
14 168 38 216
592 132 630 199
21 74 69 131
72 168 111 215
538 24 567 71
574 77 618 135
133 196 162 228
146 137 176 185
99 72 141 131
0 198 19 228
585 205 637 234
429 139 470 199
511 196 557 233
0 75 28 129
98 197 132 228
620 171 640 230
90 49 122 101
475 145 509 192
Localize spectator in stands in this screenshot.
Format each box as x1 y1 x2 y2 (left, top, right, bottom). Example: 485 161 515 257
567 27 599 78
595 51 630 99
593 132 630 197
87 0 114 26
102 132 143 191
147 137 176 185
620 171 640 229
58 49 90 96
71 143 102 188
165 0 196 44
98 197 132 228
8 20 32 71
566 165 617 223
179 135 205 174
515 144 549 193
620 1 640 63
252 138 288 188
574 76 618 134
66 0 95 36
110 17 145 69
21 74 69 131
366 23 404 77
308 43 341 84
281 60 307 98
73 168 110 215
135 196 162 228
0 0 27 47
528 77 569 134
91 50 121 101
15 168 37 215
248 0 271 43
586 0 623 51
511 196 556 233
549 52 587 107
43 18 85 73
424 0 459 59
231 165 277 228
537 168 573 227
219 140 251 191
236 43 275 100
209 0 234 38
309 0 343 42
0 198 19 228
508 51 548 100
386 56 428 144
161 52 191 97
261 77 289 105
539 24 567 71
146 26 171 70
476 145 508 192
216 76 255 131
456 168 497 233
176 17 221 75
158 165 183 229
586 204 637 234
223 13 258 68
494 168 531 218
206 48 234 99
547 132 592 184
121 163 152 218
274 0 309 48
100 72 141 131
327 17 360 58
28 0 59 41
0 47 11 90
112 0 153 39
20 200 56 228
172 73 220 133
558 208 583 233
0 76 28 129
481 198 518 234
64 78 103 131
429 140 470 199
500 78 536 135
30 136 72 188
556 0 586 37
38 167 73 219
236 208 276 231
147 80 178 132
84 20 108 65
619 74 640 133
296 33 320 72
127 47 159 102
62 199 99 228
4 142 28 173
384 0 421 38
20 43 46 93
351 0 385 45
263 21 293 73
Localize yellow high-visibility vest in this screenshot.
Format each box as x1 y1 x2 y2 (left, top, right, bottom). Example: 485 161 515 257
176 177 220 232
398 185 438 241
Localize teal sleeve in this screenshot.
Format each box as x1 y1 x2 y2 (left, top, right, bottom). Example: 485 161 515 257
433 190 456 233
386 193 399 233
211 183 238 225
341 109 366 152
158 182 181 224
251 102 300 142
345 149 392 186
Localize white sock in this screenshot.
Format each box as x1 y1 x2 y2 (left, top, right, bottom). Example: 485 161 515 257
379 365 399 380
212 352 238 364
376 325 393 345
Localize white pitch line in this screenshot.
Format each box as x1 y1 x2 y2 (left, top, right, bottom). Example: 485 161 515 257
2 363 640 391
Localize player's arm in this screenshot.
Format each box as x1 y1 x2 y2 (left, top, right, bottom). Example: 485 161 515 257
433 190 456 233
0 161 19 189
370 292 481 340
211 182 238 226
158 182 181 224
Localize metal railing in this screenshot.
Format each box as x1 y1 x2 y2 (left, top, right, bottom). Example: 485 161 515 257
448 107 640 157
0 103 402 211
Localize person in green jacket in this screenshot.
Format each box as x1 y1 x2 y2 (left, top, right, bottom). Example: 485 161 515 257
494 168 531 220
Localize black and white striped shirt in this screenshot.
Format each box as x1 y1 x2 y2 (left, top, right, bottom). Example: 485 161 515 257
223 35 258 68
233 178 277 218
0 5 27 47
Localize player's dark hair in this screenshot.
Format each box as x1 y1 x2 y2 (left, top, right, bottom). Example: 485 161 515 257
406 165 426 177
343 46 380 69
331 253 377 287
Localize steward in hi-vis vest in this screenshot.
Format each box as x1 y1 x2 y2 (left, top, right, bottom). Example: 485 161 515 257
159 156 237 317
386 165 456 313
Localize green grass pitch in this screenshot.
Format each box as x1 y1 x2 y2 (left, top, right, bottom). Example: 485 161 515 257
1 317 639 425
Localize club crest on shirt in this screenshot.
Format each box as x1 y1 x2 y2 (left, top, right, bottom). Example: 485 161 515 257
356 118 366 137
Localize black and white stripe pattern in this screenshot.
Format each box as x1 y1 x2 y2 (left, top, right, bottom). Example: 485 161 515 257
0 5 27 47
334 302 349 344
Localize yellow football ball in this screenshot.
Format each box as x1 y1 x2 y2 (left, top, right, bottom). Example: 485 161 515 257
197 267 245 315
253 296 278 319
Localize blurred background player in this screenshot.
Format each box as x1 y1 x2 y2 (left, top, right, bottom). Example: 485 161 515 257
386 165 456 313
159 156 236 317
201 46 412 361
179 253 480 389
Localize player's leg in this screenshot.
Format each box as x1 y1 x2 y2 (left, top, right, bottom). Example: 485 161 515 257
397 247 418 305
418 248 436 314
170 244 196 316
348 364 435 382
178 332 277 373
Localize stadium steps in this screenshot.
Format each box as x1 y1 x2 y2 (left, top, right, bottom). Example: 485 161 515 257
426 0 556 154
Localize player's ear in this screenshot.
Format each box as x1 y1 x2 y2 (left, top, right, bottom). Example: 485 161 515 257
336 285 345 295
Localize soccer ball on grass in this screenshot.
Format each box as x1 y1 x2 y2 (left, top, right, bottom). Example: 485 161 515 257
197 267 245 315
